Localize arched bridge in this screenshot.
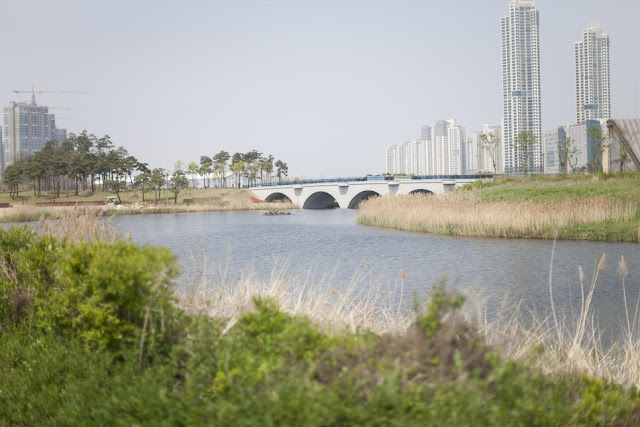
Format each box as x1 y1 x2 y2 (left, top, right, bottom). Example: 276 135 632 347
249 176 489 209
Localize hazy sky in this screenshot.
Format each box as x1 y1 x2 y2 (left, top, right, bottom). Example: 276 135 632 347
2 0 639 178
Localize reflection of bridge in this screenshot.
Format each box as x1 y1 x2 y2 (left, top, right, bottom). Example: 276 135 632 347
249 176 490 209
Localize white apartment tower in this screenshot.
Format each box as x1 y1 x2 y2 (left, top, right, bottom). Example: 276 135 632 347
501 0 542 173
575 24 610 124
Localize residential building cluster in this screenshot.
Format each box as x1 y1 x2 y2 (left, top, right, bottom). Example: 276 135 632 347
386 121 501 176
0 97 67 180
386 0 638 176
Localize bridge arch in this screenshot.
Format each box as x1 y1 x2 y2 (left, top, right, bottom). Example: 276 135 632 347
303 191 339 209
264 192 293 204
409 189 434 196
348 190 380 209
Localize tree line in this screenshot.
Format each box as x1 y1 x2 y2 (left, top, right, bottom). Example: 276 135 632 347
187 150 288 189
2 131 290 202
3 131 145 201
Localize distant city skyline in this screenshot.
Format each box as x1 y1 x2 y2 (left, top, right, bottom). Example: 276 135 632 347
0 1 639 178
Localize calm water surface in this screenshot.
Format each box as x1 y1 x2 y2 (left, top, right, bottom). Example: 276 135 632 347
114 209 640 334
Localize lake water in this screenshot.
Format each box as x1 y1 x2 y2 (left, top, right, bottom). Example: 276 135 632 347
113 209 640 335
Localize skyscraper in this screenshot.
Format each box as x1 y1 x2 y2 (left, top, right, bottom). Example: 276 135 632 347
501 0 542 173
575 24 610 124
1 100 66 178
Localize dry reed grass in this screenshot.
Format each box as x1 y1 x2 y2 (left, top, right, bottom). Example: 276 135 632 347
0 205 72 223
357 193 637 239
472 249 640 389
176 256 413 334
38 208 129 242
118 199 297 214
0 200 297 224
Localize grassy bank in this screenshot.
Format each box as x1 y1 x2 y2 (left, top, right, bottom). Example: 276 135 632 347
0 187 295 223
358 173 640 242
2 213 640 424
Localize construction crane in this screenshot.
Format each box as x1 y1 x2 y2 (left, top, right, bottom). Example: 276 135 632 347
12 84 87 105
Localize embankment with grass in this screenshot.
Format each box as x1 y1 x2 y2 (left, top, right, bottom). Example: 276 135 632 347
358 173 640 242
3 213 640 424
0 187 295 223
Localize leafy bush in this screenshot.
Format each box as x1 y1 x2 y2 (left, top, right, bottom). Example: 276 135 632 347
54 240 180 351
0 227 60 330
0 226 181 354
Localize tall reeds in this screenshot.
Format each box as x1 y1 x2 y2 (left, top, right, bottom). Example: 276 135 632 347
478 253 640 389
0 200 297 224
176 255 413 334
39 208 129 242
357 193 638 241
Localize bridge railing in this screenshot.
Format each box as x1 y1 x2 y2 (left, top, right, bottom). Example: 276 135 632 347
246 174 493 188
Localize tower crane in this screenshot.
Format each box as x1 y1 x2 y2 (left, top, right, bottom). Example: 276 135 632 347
12 84 87 105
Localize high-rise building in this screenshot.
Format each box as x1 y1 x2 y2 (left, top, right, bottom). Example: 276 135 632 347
420 125 432 142
384 120 467 176
575 24 610 124
445 119 467 175
467 136 479 173
543 127 565 174
543 120 606 174
1 100 67 178
501 0 542 173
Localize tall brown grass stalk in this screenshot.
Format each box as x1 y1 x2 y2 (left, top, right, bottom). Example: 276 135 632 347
478 254 640 389
0 201 297 224
39 208 129 242
176 255 412 334
357 193 637 240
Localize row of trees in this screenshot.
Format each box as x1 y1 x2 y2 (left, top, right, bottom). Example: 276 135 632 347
2 131 190 203
185 150 289 189
3 131 291 202
133 164 189 204
3 132 144 201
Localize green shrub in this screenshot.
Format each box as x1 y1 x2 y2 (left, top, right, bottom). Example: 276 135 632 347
0 227 181 355
0 227 60 329
54 240 181 351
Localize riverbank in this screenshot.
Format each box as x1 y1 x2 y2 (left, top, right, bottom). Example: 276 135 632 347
0 187 296 223
357 173 640 242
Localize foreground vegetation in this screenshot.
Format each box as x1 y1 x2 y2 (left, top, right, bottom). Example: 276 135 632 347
358 173 640 242
3 215 640 424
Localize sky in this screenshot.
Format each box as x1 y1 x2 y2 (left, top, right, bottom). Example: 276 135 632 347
2 0 639 178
